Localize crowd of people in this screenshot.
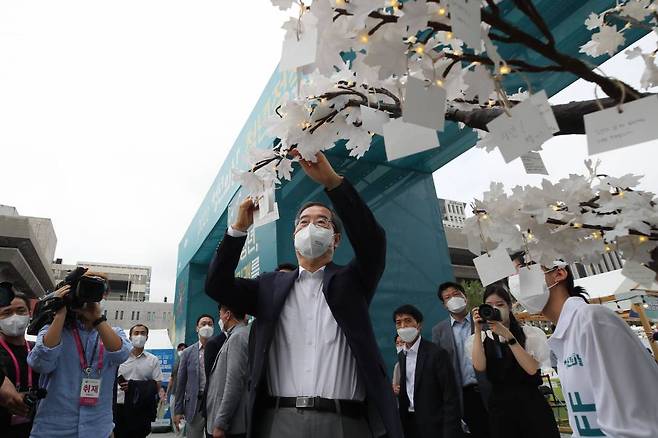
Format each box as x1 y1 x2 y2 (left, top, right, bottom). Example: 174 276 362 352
1 150 657 438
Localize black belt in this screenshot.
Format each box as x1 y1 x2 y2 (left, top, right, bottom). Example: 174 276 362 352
266 396 365 418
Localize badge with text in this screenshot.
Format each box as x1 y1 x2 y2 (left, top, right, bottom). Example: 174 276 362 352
80 378 102 406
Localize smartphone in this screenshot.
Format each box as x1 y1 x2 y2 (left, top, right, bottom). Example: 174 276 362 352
117 375 127 385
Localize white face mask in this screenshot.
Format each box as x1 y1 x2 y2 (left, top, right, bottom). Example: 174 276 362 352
508 266 553 314
177 350 184 357
198 325 214 339
294 224 334 260
446 296 467 314
0 314 29 337
131 335 147 348
396 346 403 354
218 318 225 333
397 327 419 344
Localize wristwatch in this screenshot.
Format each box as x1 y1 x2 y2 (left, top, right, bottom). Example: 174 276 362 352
92 315 107 327
507 337 518 346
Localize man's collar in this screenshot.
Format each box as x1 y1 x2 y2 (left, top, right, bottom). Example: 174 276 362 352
198 340 205 350
298 265 327 279
450 312 471 326
405 334 422 353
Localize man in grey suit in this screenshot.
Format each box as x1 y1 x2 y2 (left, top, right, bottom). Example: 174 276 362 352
432 282 491 438
206 304 250 438
174 314 216 438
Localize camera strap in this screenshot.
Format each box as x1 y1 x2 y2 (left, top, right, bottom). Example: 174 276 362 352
72 327 104 376
0 337 33 389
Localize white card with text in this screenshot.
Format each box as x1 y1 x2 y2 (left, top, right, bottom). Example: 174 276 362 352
383 118 440 161
402 77 447 131
360 105 390 135
473 247 517 286
529 90 559 133
448 0 481 50
520 151 549 175
488 99 554 163
585 95 658 155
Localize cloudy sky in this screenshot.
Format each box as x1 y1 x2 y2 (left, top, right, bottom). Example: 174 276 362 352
1 2 656 302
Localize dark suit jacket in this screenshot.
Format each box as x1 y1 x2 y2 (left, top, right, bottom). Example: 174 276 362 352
205 179 402 438
431 318 491 413
398 338 462 438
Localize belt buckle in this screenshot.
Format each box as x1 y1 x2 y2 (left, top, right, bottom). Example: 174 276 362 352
295 396 315 409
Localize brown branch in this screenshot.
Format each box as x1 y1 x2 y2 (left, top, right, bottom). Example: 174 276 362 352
443 52 564 73
544 218 657 240
511 0 555 47
480 8 641 103
445 93 655 134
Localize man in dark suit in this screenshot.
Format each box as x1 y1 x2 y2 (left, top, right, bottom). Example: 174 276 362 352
205 150 402 438
394 304 462 438
432 282 491 438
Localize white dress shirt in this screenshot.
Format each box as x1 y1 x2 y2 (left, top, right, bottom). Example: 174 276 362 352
228 226 365 401
116 350 164 404
403 335 421 412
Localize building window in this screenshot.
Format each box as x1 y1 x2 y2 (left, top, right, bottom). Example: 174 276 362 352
136 311 140 320
131 311 135 320
115 310 119 320
120 311 124 320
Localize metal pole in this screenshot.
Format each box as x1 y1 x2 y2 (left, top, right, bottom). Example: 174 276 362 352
632 303 658 362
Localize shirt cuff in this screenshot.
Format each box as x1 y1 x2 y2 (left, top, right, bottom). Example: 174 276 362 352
227 226 248 237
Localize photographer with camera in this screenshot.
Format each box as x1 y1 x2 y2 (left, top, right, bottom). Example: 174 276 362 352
27 270 131 438
467 283 558 438
0 282 40 438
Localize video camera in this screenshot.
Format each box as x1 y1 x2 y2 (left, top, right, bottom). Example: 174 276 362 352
27 267 108 335
23 388 47 416
478 304 502 322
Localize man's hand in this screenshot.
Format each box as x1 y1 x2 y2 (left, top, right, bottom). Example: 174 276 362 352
392 383 400 396
232 198 258 232
0 379 29 417
173 414 184 432
119 381 129 392
290 149 342 190
53 285 71 318
212 427 226 438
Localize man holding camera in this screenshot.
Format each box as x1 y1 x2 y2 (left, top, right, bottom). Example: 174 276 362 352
0 282 38 438
27 271 131 438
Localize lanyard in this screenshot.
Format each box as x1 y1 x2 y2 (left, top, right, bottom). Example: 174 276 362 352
72 327 104 376
0 337 32 389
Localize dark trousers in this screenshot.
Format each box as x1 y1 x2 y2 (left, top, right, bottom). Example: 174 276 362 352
400 412 421 438
113 403 151 438
488 386 559 438
462 385 490 438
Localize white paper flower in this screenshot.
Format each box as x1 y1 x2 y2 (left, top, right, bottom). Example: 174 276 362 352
271 0 294 11
580 25 625 57
584 12 603 30
620 0 652 21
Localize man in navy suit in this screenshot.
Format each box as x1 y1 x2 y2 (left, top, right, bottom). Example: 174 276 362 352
205 150 402 438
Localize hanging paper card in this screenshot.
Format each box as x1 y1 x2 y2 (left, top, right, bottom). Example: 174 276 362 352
520 151 549 175
473 247 517 286
487 99 553 163
529 90 559 134
402 77 447 131
448 0 481 50
254 183 279 228
585 95 658 155
621 260 656 288
383 118 440 161
280 16 318 71
360 105 390 135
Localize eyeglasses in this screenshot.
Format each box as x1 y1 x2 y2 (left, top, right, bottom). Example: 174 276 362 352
296 217 333 229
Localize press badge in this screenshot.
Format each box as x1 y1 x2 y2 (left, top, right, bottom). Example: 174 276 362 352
80 378 101 406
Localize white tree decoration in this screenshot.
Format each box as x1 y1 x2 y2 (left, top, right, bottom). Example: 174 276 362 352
462 161 658 269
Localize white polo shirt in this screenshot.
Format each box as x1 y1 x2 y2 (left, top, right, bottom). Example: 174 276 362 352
116 350 164 404
548 297 658 437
